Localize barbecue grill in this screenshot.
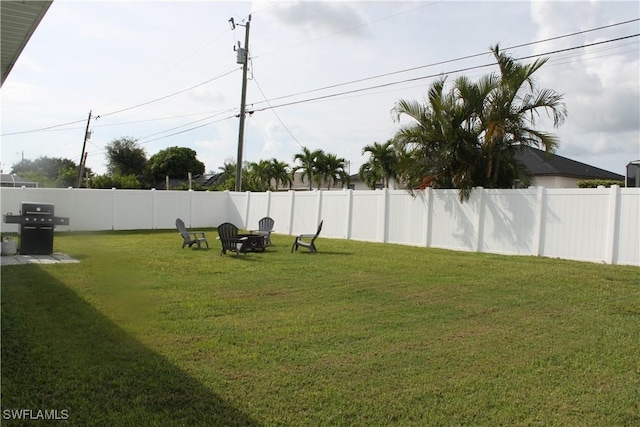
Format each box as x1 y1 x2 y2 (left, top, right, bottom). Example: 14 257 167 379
3 202 70 255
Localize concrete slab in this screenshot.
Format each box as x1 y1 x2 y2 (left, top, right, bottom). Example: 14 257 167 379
1 253 79 266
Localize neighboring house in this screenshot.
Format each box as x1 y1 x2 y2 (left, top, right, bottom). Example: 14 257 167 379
515 146 625 188
284 172 345 191
152 173 224 190
347 174 398 191
0 173 39 188
347 146 625 191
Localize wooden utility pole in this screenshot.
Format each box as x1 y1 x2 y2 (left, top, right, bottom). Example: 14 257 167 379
234 15 251 192
77 110 92 188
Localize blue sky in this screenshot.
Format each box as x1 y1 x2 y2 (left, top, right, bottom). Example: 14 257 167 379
1 0 638 178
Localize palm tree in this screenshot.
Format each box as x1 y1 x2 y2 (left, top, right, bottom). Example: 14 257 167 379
269 159 292 190
360 140 397 189
392 76 483 199
358 162 382 190
245 160 272 192
320 152 348 190
480 44 567 188
292 147 322 190
391 46 566 201
218 161 237 190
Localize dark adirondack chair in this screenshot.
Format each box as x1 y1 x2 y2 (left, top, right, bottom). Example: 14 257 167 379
217 222 248 256
291 220 323 253
250 217 275 247
176 218 208 249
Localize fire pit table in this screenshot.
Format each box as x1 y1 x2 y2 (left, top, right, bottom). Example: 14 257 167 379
3 202 70 255
237 233 266 252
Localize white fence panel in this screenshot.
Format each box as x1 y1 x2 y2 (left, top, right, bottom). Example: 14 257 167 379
541 188 610 263
69 189 114 231
387 190 428 246
245 192 270 231
225 192 248 228
429 190 478 252
616 189 640 266
152 190 193 230
481 189 538 256
350 191 382 242
268 192 294 235
113 190 153 230
290 191 321 236
320 191 349 239
190 191 226 228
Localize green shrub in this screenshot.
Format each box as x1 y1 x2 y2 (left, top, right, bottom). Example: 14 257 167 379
577 179 624 188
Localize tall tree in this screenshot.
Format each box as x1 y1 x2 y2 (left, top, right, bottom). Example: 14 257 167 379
480 44 567 188
268 158 292 190
218 161 236 181
292 147 322 190
105 137 147 177
245 160 273 192
359 140 397 189
11 156 84 188
148 146 205 182
319 152 349 190
391 45 566 201
392 76 482 198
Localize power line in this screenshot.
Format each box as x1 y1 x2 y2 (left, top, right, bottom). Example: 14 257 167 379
86 111 238 156
252 75 304 149
250 34 639 114
3 20 637 139
97 67 241 118
124 114 238 147
247 18 640 109
1 69 241 137
93 108 237 128
1 118 87 136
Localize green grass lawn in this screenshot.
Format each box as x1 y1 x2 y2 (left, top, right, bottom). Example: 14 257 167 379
2 230 639 426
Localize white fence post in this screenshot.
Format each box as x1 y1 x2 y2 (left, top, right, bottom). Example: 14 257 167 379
345 189 353 239
605 185 620 264
316 190 323 228
152 187 158 229
533 186 546 256
378 188 388 243
188 188 194 227
424 187 433 248
475 187 485 252
266 190 272 217
244 191 251 229
112 188 118 231
288 190 295 235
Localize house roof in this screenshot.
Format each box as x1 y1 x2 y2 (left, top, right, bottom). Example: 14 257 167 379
152 173 224 189
0 173 39 187
515 146 625 181
1 1 53 87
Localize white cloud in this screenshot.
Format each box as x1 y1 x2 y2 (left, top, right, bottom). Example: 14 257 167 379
529 0 640 173
264 1 371 39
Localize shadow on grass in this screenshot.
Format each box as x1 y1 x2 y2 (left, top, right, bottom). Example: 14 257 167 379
1 266 258 426
290 251 355 256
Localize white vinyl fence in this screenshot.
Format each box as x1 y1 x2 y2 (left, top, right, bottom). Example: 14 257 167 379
1 186 638 266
